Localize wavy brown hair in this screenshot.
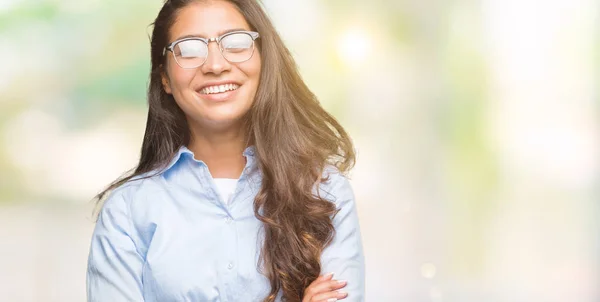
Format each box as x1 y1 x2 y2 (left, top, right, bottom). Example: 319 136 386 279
94 0 355 301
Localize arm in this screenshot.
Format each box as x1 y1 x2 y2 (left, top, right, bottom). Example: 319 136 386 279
87 191 144 302
320 173 366 301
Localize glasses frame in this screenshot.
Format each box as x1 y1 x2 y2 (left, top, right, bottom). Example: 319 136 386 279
163 30 260 69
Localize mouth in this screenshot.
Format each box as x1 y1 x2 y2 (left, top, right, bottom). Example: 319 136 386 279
198 83 241 95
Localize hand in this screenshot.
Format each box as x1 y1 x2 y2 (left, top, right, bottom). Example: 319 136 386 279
302 272 348 302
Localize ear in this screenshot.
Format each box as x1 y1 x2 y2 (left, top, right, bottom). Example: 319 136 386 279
160 65 172 94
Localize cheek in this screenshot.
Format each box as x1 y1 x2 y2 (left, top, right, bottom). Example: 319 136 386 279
244 57 262 90
167 68 197 111
168 65 195 90
252 52 262 78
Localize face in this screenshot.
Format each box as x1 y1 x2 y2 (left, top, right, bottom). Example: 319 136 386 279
161 0 261 131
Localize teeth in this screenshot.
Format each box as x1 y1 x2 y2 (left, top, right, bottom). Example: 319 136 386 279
201 84 239 95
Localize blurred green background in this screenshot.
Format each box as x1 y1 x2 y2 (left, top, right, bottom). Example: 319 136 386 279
0 0 598 301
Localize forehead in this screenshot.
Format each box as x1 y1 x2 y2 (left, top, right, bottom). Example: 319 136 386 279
170 1 251 40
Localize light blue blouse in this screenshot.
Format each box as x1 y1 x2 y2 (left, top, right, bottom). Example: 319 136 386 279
86 146 365 301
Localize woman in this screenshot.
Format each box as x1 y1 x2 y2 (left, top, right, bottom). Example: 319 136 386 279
87 0 365 301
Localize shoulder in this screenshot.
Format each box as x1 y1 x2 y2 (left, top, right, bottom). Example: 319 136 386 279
99 172 166 216
318 165 355 206
321 164 349 184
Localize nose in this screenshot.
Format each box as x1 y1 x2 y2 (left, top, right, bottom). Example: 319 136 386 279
200 41 231 75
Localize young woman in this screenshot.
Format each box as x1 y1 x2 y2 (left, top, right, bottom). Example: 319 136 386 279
86 0 365 301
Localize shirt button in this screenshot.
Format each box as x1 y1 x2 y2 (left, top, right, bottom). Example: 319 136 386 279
226 217 233 224
227 263 234 269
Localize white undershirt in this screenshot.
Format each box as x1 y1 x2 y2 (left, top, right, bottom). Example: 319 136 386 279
213 178 238 204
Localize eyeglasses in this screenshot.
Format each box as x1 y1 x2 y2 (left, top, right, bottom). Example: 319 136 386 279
163 30 260 69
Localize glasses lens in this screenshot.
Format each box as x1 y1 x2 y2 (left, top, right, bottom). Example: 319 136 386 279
220 33 254 62
174 40 208 68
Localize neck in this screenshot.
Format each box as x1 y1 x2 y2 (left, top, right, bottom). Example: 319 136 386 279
187 122 248 179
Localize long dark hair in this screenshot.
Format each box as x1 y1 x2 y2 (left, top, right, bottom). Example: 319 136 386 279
94 1 355 301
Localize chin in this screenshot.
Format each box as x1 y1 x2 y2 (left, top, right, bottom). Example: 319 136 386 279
194 112 247 130
182 93 253 130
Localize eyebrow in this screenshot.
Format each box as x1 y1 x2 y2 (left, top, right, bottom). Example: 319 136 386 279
173 28 249 41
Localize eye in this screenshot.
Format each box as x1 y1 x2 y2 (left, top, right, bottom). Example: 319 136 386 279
221 33 253 53
175 40 208 58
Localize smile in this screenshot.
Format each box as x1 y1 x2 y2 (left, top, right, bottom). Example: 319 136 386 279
200 83 240 95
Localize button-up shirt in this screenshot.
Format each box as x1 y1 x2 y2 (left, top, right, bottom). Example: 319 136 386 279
86 146 365 301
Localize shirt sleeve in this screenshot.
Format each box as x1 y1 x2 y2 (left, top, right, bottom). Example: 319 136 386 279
87 191 145 302
320 173 366 301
